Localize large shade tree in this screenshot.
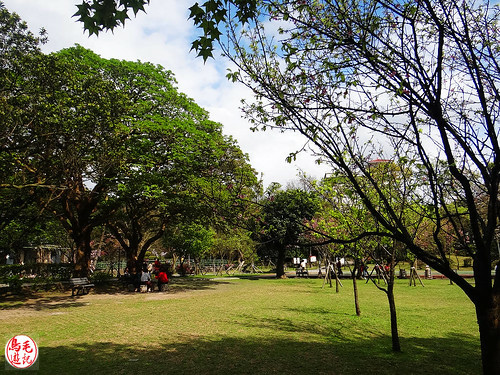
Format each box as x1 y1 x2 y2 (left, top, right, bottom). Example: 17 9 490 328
220 1 500 373
1 8 130 273
0 4 49 262
256 188 319 278
2 5 262 276
2 33 260 276
98 60 242 273
4 45 133 276
105 123 260 273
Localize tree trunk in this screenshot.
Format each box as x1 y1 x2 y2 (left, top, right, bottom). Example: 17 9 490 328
474 264 500 375
352 258 361 316
476 300 500 375
73 231 92 277
194 259 201 275
276 247 286 278
178 258 187 276
126 253 138 274
386 277 401 352
136 248 146 270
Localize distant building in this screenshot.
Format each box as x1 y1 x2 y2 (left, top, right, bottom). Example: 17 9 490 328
367 158 392 165
18 245 71 264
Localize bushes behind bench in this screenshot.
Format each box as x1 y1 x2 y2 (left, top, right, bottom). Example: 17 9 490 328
0 263 74 283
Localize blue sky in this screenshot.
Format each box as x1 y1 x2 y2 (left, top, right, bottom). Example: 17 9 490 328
3 0 332 188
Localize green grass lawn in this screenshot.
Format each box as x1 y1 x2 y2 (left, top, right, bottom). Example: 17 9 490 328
0 277 480 374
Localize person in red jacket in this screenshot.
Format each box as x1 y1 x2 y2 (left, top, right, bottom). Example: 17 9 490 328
155 264 169 292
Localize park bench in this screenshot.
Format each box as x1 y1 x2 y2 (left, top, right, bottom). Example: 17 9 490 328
295 268 309 278
69 277 95 296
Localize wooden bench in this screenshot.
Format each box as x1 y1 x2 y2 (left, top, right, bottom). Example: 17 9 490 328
69 277 95 296
295 268 309 278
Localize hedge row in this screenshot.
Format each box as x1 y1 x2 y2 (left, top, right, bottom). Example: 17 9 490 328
0 263 74 282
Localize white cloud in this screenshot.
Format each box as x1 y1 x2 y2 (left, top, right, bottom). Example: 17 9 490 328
3 0 332 187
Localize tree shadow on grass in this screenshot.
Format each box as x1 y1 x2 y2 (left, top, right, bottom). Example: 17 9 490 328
0 333 480 375
0 295 90 311
90 277 224 295
1 278 229 310
229 310 481 375
0 289 92 311
167 277 231 293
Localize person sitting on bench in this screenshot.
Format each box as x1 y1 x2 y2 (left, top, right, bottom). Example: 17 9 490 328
140 266 152 292
155 264 169 291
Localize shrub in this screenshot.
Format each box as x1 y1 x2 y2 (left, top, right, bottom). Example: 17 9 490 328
7 275 23 293
0 263 74 282
89 271 114 285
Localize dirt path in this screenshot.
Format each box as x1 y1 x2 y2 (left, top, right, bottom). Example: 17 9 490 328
0 278 235 319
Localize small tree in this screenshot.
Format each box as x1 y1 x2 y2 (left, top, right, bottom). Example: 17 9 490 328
164 222 215 275
310 166 409 352
212 229 257 267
